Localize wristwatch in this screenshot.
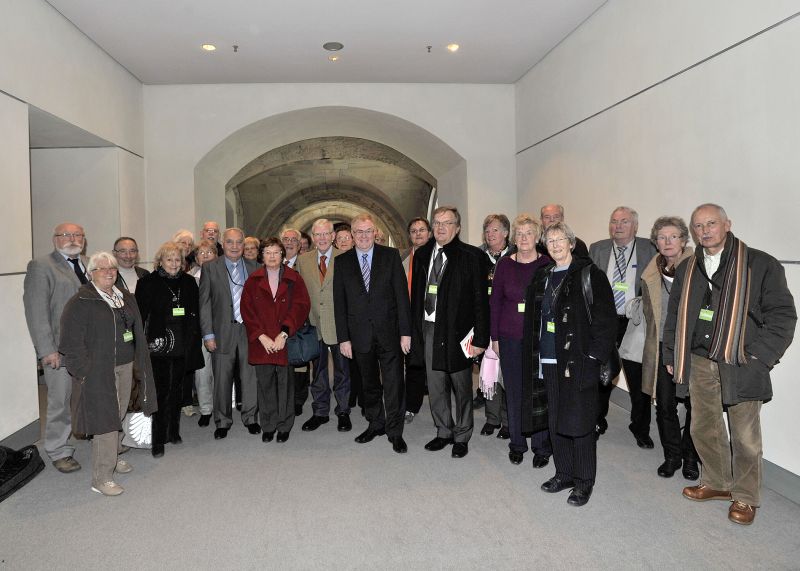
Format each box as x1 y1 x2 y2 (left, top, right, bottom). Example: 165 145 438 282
279 331 289 340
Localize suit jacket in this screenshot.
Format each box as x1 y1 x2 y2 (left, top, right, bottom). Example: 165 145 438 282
588 236 656 297
24 250 89 359
199 256 257 354
296 248 342 345
333 244 411 354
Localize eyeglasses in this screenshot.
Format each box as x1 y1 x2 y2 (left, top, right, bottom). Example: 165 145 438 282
263 250 283 256
197 249 215 256
91 267 117 273
282 237 300 243
353 229 375 237
113 249 138 255
546 237 569 246
54 232 84 239
409 228 429 234
432 220 457 228
656 234 683 242
312 231 332 238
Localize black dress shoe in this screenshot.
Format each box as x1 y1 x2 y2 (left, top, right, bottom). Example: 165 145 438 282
151 444 165 458
262 431 275 443
657 458 682 478
337 413 352 432
451 442 469 458
532 454 550 469
682 458 700 481
541 476 575 493
635 434 655 449
198 414 211 427
301 416 329 431
596 419 608 435
496 426 510 440
390 436 408 454
480 423 499 436
424 437 454 451
354 427 385 444
509 451 524 465
169 435 183 445
567 485 593 507
214 427 229 439
276 431 290 443
247 423 261 435
294 405 302 417
473 390 486 409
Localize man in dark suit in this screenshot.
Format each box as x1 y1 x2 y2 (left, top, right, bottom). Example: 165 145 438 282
199 227 260 439
333 213 412 454
112 236 149 293
410 206 490 459
589 206 657 446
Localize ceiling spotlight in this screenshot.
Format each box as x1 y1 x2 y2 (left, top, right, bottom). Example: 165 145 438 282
201 44 217 51
446 43 459 53
328 55 339 62
323 42 344 52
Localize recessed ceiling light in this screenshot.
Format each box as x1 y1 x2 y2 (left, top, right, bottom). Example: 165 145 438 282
323 42 344 52
447 43 459 53
201 44 217 51
328 55 339 62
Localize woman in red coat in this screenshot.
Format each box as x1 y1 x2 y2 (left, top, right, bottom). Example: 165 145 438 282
241 237 310 443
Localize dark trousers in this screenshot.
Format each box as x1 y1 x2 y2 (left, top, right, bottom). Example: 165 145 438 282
353 337 405 438
655 345 697 461
543 364 596 489
310 341 350 416
499 337 551 455
293 366 310 410
348 357 363 409
255 364 294 433
151 356 185 445
404 357 426 414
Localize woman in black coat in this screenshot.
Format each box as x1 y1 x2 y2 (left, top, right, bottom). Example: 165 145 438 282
136 241 204 458
522 222 617 507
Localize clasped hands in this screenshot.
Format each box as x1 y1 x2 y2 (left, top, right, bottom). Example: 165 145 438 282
259 333 286 354
339 336 412 359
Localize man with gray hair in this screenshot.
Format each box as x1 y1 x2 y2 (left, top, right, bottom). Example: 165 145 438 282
281 228 302 268
23 222 88 473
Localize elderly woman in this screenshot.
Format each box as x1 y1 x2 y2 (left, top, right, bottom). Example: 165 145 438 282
59 251 156 496
241 238 310 443
522 222 617 507
490 214 552 466
172 229 195 273
243 236 260 262
640 217 698 479
136 242 204 457
188 239 218 427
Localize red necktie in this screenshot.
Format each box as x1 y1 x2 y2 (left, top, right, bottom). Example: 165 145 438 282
319 254 327 284
407 249 413 299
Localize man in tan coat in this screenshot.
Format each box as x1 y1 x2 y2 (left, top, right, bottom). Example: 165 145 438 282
295 219 352 432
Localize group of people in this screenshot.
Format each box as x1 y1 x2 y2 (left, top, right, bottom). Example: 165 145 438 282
23 202 795 525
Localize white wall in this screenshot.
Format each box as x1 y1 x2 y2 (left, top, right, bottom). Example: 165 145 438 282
515 1 800 474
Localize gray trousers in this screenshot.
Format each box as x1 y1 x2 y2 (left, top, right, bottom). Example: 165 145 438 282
43 364 75 461
195 344 214 415
92 362 132 486
211 323 258 428
255 364 295 433
484 385 508 427
424 322 474 443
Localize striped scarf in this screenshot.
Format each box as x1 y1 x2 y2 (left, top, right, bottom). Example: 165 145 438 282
673 232 751 383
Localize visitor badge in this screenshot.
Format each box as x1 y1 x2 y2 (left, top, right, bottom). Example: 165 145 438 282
699 308 714 321
122 330 134 343
172 307 185 317
488 287 492 295
517 302 526 313
546 321 555 333
427 284 438 295
613 282 629 292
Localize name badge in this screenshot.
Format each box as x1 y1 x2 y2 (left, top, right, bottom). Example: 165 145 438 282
699 308 714 321
122 330 134 343
487 287 492 295
172 307 186 317
546 321 555 333
517 302 526 313
613 282 629 292
427 285 438 295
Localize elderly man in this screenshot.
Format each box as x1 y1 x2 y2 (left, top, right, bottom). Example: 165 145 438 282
201 221 224 256
296 219 352 432
537 204 589 257
23 223 88 472
410 206 490 458
663 204 795 525
281 228 302 268
199 227 260 438
112 236 149 293
589 206 657 445
334 213 411 453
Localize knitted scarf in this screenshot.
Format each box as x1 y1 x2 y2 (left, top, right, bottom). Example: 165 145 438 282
673 232 750 383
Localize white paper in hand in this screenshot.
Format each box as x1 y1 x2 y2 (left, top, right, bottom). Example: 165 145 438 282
460 328 475 358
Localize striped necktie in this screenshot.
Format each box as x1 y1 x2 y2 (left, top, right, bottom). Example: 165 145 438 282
361 253 370 292
613 245 627 313
231 261 243 322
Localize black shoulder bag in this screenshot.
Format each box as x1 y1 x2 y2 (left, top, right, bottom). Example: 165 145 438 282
580 265 621 387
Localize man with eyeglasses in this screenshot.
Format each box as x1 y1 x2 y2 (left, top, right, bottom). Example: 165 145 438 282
296 219 352 431
410 206 490 458
281 228 302 268
112 237 149 294
201 221 224 256
23 222 88 473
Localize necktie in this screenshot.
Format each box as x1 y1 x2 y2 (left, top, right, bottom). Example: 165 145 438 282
361 253 370 292
231 262 243 322
613 245 627 313
68 257 87 284
407 249 413 299
319 254 327 284
425 247 443 315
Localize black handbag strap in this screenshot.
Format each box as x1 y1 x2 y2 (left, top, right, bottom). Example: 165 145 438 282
581 265 593 325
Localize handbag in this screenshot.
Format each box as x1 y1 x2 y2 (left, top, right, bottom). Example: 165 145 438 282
619 297 646 362
580 265 622 387
287 321 320 366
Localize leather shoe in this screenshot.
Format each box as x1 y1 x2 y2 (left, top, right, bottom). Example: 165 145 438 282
247 423 261 435
169 434 182 444
496 426 510 440
262 431 275 443
301 415 329 431
198 414 211 427
424 437 454 451
634 433 655 449
480 422 499 436
596 419 608 435
567 485 593 507
390 436 408 454
682 458 700 481
728 500 756 525
657 458 682 478
355 427 385 443
276 431 290 443
337 413 352 432
451 442 468 458
472 391 486 409
213 427 229 440
52 456 81 473
541 476 575 493
532 454 550 469
151 444 165 458
682 484 731 502
509 450 524 465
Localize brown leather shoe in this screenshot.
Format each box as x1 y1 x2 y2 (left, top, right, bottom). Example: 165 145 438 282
52 456 81 473
728 501 756 525
682 484 731 502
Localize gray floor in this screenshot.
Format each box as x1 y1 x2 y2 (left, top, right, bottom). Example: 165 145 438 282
1 401 799 570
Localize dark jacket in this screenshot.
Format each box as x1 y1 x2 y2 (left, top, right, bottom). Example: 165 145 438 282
115 266 149 293
59 284 157 435
409 236 490 372
521 256 618 437
662 238 796 405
